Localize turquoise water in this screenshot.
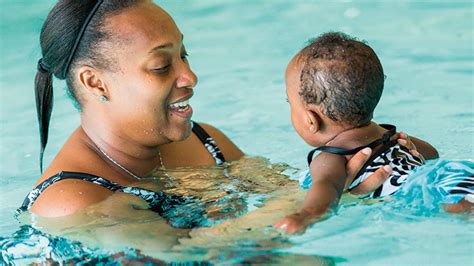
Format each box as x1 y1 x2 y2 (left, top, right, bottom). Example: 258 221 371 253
1 0 473 264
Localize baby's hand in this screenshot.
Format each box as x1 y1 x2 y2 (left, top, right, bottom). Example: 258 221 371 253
273 211 315 234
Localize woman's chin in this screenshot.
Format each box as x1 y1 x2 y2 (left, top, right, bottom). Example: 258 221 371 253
170 120 193 142
179 123 193 141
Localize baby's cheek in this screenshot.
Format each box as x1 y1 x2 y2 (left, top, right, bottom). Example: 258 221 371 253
290 109 300 130
291 113 305 139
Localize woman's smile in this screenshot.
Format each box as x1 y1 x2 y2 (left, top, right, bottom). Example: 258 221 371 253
168 94 193 119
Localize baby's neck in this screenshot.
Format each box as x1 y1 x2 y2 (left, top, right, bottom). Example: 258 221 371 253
322 122 388 150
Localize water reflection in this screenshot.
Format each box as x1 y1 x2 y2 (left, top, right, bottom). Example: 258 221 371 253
2 156 335 264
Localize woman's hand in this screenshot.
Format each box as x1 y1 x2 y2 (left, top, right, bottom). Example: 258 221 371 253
346 132 423 195
397 132 426 162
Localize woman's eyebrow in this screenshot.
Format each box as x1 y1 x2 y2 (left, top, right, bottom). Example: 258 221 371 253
148 43 173 54
148 35 185 54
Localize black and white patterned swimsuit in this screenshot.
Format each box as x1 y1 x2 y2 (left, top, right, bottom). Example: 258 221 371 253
300 124 474 200
16 121 226 219
302 124 473 200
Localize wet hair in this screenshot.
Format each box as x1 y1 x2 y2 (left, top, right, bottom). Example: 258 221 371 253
298 32 384 127
34 0 141 172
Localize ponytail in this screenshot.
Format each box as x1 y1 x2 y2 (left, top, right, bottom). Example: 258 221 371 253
34 59 53 173
35 0 139 173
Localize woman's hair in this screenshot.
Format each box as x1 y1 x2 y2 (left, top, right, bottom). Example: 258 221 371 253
35 0 140 172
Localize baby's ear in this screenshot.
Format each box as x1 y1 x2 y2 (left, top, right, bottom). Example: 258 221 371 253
305 105 321 133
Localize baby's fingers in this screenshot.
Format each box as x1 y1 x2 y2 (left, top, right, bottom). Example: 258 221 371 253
273 217 305 234
273 219 288 230
350 165 392 195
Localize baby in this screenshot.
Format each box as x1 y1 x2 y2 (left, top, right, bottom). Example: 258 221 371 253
273 32 440 234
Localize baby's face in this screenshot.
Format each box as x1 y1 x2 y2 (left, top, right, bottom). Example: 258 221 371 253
285 55 317 146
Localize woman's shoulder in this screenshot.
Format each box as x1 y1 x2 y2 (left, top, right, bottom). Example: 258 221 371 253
29 128 124 217
29 177 113 217
36 130 100 180
197 122 244 161
160 122 244 168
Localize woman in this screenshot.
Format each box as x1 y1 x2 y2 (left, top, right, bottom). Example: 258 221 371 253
23 0 428 219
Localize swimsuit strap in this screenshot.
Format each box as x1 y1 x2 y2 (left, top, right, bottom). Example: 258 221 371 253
306 124 398 166
16 171 186 217
17 121 224 216
192 121 226 165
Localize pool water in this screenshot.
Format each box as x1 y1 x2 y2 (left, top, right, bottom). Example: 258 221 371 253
1 0 473 264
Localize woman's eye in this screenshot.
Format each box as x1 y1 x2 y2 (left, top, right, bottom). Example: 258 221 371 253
285 98 289 103
152 65 170 73
181 52 189 60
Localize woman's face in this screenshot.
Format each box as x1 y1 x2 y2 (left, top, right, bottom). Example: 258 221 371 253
96 1 198 146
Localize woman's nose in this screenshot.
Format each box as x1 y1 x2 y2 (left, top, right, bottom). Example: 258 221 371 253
176 62 198 90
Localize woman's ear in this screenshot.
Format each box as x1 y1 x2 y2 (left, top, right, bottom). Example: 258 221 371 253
305 104 322 134
76 66 108 99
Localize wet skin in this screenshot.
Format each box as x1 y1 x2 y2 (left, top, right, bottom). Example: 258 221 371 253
30 1 242 217
30 1 415 219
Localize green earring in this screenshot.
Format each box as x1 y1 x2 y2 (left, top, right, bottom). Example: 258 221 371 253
99 95 108 102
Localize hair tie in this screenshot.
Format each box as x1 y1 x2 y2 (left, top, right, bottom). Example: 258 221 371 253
37 59 51 74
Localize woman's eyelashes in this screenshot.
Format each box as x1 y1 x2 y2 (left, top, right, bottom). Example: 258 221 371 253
152 52 189 74
152 64 170 74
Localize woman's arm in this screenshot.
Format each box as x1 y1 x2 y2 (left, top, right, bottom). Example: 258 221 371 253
30 186 199 262
30 179 114 217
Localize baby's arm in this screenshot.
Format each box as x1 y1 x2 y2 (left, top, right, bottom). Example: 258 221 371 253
302 153 347 215
273 153 347 234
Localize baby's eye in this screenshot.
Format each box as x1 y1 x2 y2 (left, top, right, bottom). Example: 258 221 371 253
181 52 189 59
285 98 289 103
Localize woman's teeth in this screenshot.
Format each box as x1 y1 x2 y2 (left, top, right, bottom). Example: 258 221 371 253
169 99 190 111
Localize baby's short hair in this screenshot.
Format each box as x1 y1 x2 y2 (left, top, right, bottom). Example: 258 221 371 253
298 32 384 127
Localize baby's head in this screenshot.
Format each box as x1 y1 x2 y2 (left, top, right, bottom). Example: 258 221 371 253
286 32 384 146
